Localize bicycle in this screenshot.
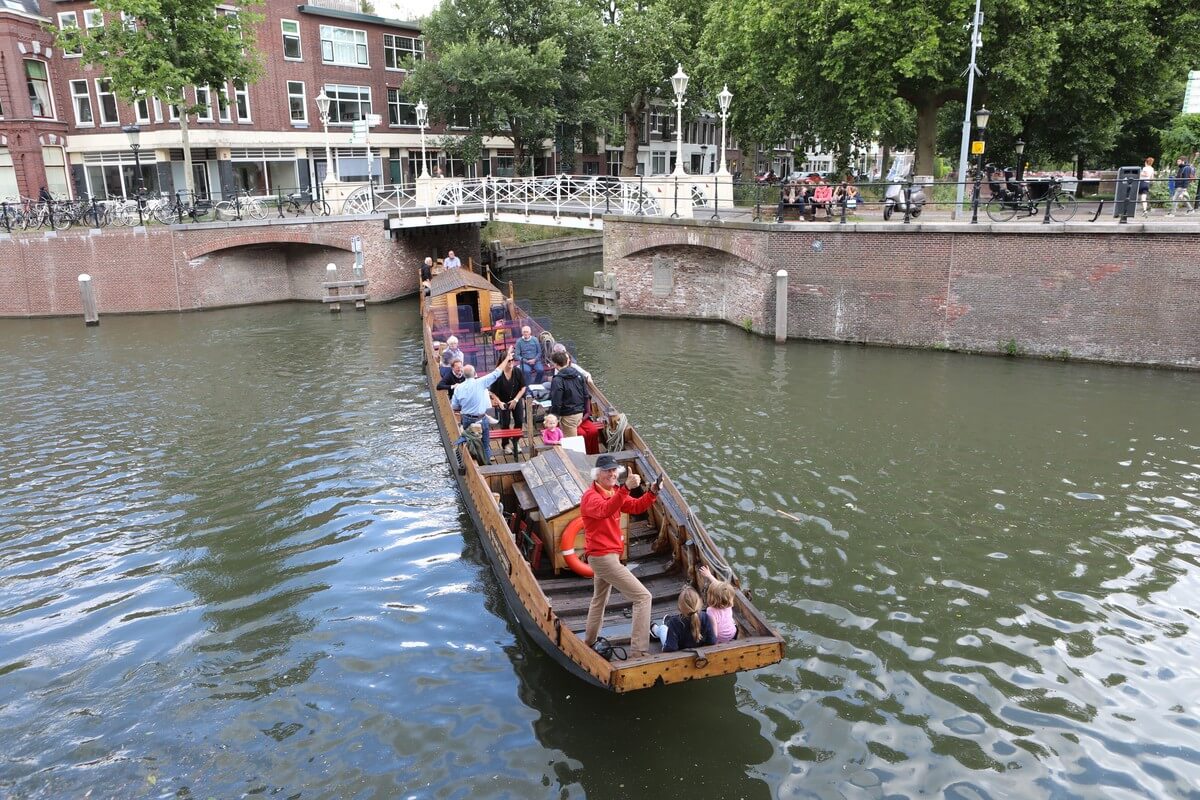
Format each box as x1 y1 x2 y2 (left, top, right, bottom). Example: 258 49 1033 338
984 168 1078 223
153 191 216 224
19 198 71 231
215 190 268 221
280 190 330 217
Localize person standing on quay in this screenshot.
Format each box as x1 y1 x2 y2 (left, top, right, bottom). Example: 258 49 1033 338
1138 157 1156 217
582 454 660 658
1169 157 1194 216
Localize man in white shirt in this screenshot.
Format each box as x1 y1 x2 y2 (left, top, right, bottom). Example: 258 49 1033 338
444 250 462 270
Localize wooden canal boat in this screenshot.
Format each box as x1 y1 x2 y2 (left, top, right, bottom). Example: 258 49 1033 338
420 263 784 692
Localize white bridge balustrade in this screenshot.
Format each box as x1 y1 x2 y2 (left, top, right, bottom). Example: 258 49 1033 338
336 174 732 230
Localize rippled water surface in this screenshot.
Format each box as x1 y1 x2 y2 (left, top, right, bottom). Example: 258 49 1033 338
2 258 1199 799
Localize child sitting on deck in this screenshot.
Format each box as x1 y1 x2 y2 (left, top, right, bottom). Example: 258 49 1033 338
651 586 716 652
698 565 738 643
541 413 563 446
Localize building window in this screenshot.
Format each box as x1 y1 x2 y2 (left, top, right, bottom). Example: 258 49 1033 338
134 95 150 124
651 151 667 175
233 80 251 122
58 12 81 55
323 84 370 124
83 8 104 30
26 61 54 119
320 26 368 67
0 148 17 198
383 34 422 70
95 78 119 124
281 19 302 60
195 86 212 121
43 146 71 199
70 80 94 126
120 11 136 31
287 81 307 124
217 86 231 122
386 87 416 126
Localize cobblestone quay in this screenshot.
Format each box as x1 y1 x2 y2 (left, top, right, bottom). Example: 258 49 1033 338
603 216 1200 369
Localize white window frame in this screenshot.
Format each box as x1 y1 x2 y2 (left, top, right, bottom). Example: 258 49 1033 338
134 95 151 124
69 79 93 126
83 8 104 30
25 60 55 120
387 87 417 127
323 84 371 125
195 86 213 121
95 78 119 125
120 11 137 31
217 86 232 122
383 34 423 71
320 25 368 68
233 80 251 123
152 96 163 123
651 150 667 175
281 19 302 60
58 12 81 56
287 81 307 124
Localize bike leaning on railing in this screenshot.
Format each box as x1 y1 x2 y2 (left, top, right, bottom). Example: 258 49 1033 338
215 189 268 221
985 169 1078 223
279 189 330 217
153 191 215 224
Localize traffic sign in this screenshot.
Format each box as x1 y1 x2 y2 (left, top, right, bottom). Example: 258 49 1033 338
970 140 985 155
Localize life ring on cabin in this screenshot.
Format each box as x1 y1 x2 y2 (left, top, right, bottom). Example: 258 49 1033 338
560 516 593 578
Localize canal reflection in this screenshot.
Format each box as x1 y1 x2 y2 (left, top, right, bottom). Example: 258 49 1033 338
1 257 1198 799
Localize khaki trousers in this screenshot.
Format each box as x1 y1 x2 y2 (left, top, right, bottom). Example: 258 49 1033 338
560 412 584 438
585 553 652 654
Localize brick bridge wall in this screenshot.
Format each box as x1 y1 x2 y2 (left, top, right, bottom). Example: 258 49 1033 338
604 216 1200 369
0 217 480 317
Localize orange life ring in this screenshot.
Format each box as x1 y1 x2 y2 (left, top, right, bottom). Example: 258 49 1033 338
560 516 593 578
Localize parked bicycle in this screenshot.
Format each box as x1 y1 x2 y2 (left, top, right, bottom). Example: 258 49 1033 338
153 191 215 224
984 166 1078 223
19 197 71 231
280 190 331 217
215 190 268 221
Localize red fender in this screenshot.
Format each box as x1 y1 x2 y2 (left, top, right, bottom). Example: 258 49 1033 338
560 516 593 578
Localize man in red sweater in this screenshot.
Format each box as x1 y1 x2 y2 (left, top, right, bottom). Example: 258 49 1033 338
581 453 661 658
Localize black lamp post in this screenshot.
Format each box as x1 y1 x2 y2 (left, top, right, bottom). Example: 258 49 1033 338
1014 138 1025 182
969 106 990 224
122 124 144 224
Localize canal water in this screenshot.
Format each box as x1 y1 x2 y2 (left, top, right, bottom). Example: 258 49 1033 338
1 258 1198 799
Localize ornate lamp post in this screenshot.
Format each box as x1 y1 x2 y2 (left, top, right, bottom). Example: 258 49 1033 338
717 84 732 176
970 106 990 224
416 99 430 179
315 90 335 183
670 64 689 176
122 124 144 224
1014 138 1025 182
700 144 708 174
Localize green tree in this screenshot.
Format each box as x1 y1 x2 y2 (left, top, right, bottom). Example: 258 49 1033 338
403 0 598 175
1159 114 1200 161
700 0 1057 175
53 0 263 196
591 0 703 175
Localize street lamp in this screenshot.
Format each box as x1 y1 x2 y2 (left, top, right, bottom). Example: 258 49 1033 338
122 124 144 224
315 90 335 183
1014 138 1026 182
416 99 430 179
970 106 990 224
717 84 732 175
700 144 708 174
670 64 688 176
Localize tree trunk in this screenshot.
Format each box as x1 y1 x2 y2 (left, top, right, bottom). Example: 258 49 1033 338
880 144 891 181
914 97 940 176
621 98 644 177
179 103 194 197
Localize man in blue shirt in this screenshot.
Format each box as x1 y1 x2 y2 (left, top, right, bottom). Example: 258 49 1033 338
451 348 513 463
443 250 462 269
513 325 544 384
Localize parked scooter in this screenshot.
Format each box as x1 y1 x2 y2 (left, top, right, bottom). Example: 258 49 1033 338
882 180 926 220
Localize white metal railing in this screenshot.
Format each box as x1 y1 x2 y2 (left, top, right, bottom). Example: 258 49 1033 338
341 184 417 215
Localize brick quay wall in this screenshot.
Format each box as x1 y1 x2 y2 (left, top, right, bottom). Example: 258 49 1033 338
0 218 480 317
603 217 1200 370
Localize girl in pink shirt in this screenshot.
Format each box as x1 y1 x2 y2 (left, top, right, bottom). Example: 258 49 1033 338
698 565 738 643
541 413 563 446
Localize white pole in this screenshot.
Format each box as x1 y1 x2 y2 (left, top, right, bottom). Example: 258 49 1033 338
953 0 983 220
78 274 99 326
718 111 729 175
775 270 787 342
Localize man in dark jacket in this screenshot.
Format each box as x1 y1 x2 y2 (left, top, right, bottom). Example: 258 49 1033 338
548 350 587 437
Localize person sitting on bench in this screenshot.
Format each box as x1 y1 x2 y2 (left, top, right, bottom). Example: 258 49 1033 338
776 180 806 222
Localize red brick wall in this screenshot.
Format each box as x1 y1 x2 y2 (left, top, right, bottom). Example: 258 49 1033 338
605 218 1200 369
0 218 479 316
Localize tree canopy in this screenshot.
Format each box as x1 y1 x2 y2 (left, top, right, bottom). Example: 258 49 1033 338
53 0 263 195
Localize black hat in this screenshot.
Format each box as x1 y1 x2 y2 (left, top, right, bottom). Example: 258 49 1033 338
594 454 620 471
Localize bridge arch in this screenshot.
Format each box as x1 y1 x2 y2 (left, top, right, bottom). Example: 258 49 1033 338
183 230 355 260
606 220 770 270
